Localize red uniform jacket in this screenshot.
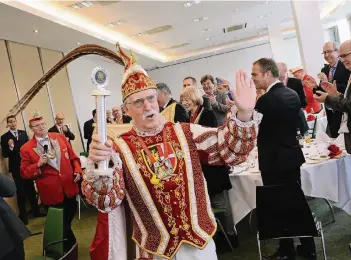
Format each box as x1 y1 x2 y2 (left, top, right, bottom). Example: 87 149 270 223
20 133 82 206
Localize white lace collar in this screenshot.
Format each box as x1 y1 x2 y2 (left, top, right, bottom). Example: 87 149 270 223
133 120 166 137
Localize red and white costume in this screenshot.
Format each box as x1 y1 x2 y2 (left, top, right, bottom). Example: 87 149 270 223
82 44 262 260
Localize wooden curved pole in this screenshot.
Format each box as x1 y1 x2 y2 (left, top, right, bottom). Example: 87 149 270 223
2 44 125 123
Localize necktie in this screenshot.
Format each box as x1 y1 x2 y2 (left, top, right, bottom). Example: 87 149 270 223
328 66 336 82
14 131 18 140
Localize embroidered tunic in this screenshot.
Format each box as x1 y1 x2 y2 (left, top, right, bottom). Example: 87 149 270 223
82 110 261 259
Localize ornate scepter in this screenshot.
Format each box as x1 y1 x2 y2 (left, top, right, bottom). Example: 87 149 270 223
90 67 112 176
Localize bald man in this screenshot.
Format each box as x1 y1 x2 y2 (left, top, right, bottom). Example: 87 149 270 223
48 113 75 144
315 40 351 153
319 41 351 138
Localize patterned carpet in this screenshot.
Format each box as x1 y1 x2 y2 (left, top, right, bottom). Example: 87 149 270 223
24 198 351 260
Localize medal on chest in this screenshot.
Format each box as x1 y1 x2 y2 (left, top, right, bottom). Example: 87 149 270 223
137 128 177 185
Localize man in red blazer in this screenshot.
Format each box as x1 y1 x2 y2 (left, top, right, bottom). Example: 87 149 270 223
20 111 82 252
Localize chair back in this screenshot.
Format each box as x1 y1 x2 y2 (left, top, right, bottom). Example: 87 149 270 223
256 182 318 240
43 207 65 258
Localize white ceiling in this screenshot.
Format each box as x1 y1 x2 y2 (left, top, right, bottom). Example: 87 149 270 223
0 0 349 70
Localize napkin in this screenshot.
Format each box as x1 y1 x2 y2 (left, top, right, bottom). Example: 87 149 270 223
316 131 331 143
332 134 345 148
328 144 343 159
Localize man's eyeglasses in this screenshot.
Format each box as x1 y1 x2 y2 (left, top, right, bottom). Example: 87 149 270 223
339 52 351 59
322 49 337 55
126 94 157 108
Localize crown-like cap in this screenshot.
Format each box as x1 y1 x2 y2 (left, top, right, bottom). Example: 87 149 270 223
116 43 156 101
29 109 43 124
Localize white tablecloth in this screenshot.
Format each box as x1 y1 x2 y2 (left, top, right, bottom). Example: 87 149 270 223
228 154 351 225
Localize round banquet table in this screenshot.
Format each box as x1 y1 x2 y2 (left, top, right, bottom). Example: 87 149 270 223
228 154 351 225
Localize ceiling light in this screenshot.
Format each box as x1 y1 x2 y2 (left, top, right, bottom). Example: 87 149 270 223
205 36 215 41
131 33 144 38
33 29 39 33
201 28 212 32
69 1 93 9
194 16 208 22
77 42 80 45
258 13 272 19
106 20 125 27
184 0 201 7
233 8 239 12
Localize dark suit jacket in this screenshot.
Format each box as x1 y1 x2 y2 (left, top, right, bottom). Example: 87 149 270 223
203 91 230 126
48 125 75 143
163 98 189 123
255 82 305 173
83 119 95 152
321 60 350 94
325 84 351 131
286 77 307 108
0 174 30 258
1 130 28 175
189 106 232 196
320 61 350 137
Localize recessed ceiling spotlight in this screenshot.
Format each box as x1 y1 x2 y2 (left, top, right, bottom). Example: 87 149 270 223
201 28 212 32
184 0 201 8
106 20 125 27
205 36 215 41
131 32 144 38
33 29 39 33
77 42 81 45
69 1 93 9
214 51 218 54
233 8 239 12
258 13 272 19
194 16 208 22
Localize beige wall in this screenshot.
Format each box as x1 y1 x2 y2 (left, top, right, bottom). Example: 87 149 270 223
40 48 83 153
0 40 83 176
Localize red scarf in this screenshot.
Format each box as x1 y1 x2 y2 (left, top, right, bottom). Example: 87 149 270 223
190 106 201 123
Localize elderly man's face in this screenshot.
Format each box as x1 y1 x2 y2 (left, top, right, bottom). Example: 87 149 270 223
55 114 64 126
339 43 351 70
112 106 121 118
202 79 214 96
323 43 339 66
293 70 305 80
157 90 169 107
124 89 161 131
277 63 287 82
31 119 48 137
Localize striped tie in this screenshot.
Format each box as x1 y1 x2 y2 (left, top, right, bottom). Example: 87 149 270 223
328 66 336 82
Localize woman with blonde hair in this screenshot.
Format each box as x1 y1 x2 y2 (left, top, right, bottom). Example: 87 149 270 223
180 86 238 251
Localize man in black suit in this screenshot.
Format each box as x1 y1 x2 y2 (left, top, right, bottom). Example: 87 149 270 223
277 62 307 108
83 109 97 152
277 62 309 135
252 58 316 260
156 83 189 123
315 40 351 153
1 115 40 225
48 113 75 144
319 42 351 138
0 173 30 260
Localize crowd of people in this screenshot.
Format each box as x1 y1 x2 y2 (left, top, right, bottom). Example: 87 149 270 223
1 39 351 260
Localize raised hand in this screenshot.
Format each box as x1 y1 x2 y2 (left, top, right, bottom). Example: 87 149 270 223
321 80 338 96
231 70 256 121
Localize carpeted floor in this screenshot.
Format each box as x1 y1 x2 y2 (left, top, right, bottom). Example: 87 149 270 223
24 198 351 260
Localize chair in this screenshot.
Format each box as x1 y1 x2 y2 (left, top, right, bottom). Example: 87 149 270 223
213 208 235 251
256 183 327 260
30 207 78 260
